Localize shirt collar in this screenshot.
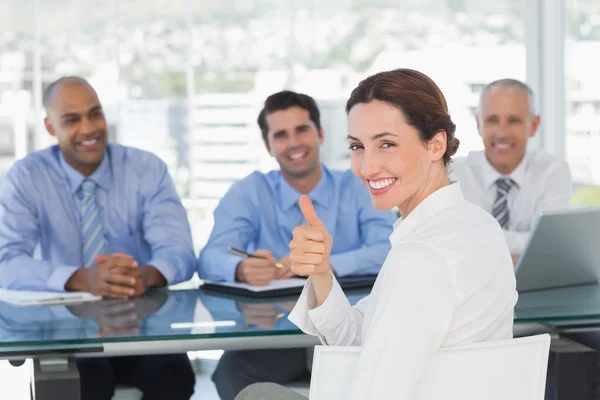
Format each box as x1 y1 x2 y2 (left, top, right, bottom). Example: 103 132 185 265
59 149 112 194
278 164 331 211
390 182 465 244
479 151 527 190
507 154 527 188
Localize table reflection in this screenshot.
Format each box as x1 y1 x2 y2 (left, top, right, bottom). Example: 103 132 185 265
0 287 371 344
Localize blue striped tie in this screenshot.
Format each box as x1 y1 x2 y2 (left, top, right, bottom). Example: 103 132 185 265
492 177 516 230
79 179 108 267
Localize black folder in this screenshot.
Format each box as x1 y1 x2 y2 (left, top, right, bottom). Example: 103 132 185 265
201 274 377 298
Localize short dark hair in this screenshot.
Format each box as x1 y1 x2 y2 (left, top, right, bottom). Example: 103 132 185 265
346 68 459 167
257 90 321 143
43 76 91 110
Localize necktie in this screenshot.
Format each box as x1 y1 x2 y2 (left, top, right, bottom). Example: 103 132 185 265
79 179 108 267
492 177 516 230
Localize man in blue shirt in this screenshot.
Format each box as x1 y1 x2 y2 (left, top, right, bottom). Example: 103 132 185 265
0 77 196 400
198 90 395 400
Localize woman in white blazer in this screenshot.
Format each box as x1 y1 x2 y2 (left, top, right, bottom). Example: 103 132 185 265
236 68 517 400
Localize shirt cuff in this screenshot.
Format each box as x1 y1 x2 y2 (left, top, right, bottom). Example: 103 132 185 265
288 280 319 335
288 274 351 342
308 277 352 338
223 254 243 282
47 265 81 292
201 254 243 282
148 259 176 285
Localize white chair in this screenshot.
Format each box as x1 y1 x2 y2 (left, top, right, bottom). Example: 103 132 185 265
309 334 551 400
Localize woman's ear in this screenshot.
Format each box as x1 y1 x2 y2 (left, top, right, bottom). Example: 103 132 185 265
429 130 447 161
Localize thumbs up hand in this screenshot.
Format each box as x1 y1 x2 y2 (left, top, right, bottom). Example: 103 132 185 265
289 195 333 277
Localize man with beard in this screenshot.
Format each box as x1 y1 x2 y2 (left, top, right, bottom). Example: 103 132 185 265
198 90 394 400
0 76 196 400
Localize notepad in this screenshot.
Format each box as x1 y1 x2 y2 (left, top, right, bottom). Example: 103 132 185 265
201 278 308 298
202 278 307 293
201 275 378 298
0 289 101 306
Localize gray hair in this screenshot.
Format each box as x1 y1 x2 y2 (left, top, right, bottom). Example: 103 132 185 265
478 78 536 117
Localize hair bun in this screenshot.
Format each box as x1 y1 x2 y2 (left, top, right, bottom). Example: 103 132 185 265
448 137 460 157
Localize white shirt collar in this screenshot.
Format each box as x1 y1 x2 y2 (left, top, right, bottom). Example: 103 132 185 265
477 151 528 190
390 183 465 244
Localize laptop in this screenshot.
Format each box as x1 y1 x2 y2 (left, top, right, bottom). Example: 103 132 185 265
515 208 600 292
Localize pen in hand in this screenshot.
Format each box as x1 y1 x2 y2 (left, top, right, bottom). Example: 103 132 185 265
228 247 284 269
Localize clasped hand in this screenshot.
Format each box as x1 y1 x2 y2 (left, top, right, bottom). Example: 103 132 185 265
67 252 147 299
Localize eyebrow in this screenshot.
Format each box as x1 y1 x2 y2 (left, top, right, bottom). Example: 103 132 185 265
271 124 311 137
60 105 102 120
347 132 399 141
485 114 523 121
61 113 80 120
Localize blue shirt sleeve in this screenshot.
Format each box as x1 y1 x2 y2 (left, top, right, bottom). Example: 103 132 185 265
141 159 195 284
0 163 80 291
329 181 395 277
198 179 259 282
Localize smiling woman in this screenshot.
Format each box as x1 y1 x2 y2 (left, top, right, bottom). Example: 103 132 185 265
345 69 460 215
237 69 517 400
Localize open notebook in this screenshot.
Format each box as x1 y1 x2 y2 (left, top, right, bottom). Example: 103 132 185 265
201 275 377 298
201 278 307 298
0 289 101 306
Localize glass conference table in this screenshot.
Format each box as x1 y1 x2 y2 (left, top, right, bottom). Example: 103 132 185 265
2 283 600 399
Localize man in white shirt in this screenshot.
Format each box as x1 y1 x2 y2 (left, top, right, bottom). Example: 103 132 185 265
451 79 572 262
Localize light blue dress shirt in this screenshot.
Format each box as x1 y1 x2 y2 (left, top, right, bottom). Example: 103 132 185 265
198 165 395 282
0 143 195 291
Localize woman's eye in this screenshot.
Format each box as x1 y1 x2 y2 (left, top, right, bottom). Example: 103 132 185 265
348 144 363 151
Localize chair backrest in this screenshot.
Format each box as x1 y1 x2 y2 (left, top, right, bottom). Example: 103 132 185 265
309 334 551 400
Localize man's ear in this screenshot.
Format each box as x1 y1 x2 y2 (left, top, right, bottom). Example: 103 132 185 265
44 117 55 137
318 128 325 145
529 115 541 138
264 139 274 156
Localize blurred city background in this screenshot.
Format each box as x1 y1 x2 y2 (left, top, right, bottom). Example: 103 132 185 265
0 0 598 249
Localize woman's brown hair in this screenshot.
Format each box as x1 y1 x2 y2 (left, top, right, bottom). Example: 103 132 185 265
346 68 459 166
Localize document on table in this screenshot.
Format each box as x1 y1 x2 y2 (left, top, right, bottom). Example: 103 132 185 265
0 289 101 306
202 278 307 293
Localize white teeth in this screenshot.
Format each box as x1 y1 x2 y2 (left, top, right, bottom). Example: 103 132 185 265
81 139 97 146
290 152 307 160
368 178 396 190
495 143 511 149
